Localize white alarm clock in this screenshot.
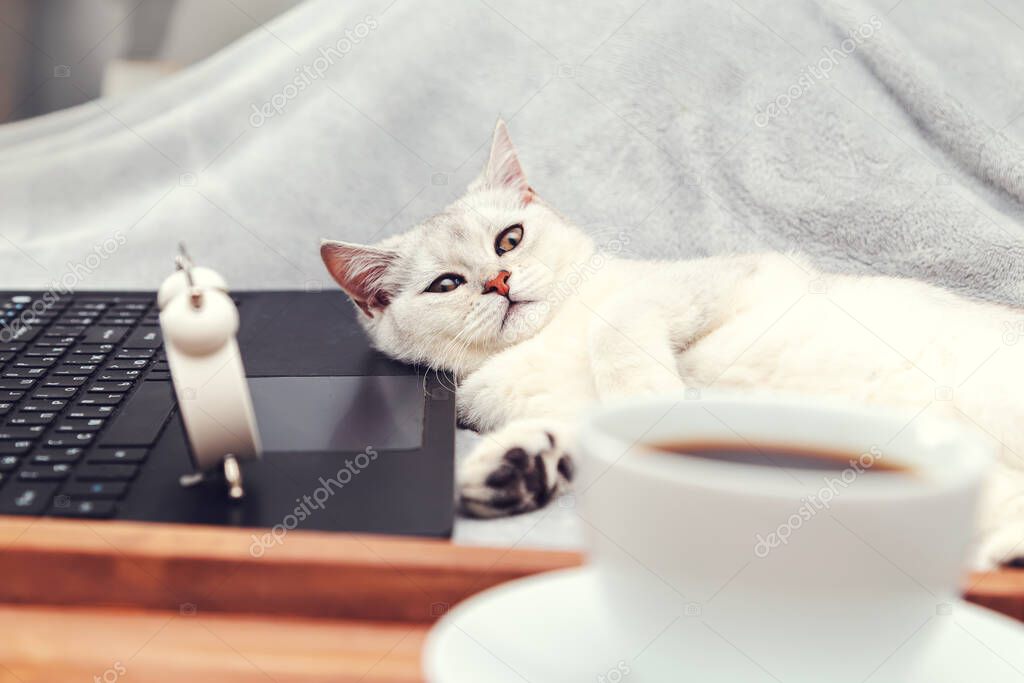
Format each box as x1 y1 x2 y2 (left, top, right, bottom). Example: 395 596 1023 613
158 246 261 498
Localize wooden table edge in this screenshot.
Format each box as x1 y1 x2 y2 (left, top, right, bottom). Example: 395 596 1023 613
0 516 1021 623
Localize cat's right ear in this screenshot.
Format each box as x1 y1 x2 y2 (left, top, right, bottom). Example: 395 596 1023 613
470 118 534 203
320 239 397 318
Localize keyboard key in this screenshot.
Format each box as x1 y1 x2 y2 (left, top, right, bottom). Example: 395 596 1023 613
0 343 25 353
31 387 78 399
50 499 117 518
23 347 67 357
73 343 115 355
45 325 85 338
0 454 22 471
54 364 98 375
76 464 138 481
42 446 84 458
123 328 162 349
45 434 94 448
64 354 106 365
67 405 115 420
21 399 68 412
98 381 173 447
13 357 57 368
147 372 171 381
81 326 128 345
43 376 89 388
57 419 105 433
76 394 123 407
19 464 72 481
35 336 76 348
0 426 45 440
96 370 141 382
0 402 12 417
1 325 41 343
0 390 25 401
89 382 133 393
116 349 155 360
2 367 46 379
7 412 57 426
0 441 32 456
0 378 35 390
61 481 127 499
105 360 148 371
0 483 59 514
87 448 147 464
32 451 83 464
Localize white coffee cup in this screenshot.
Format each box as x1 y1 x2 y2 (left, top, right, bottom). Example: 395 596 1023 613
577 392 993 682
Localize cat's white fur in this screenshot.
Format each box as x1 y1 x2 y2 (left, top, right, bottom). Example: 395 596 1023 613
322 120 1024 569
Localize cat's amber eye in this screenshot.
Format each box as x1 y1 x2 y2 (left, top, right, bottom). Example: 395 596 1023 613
495 224 524 256
426 273 466 293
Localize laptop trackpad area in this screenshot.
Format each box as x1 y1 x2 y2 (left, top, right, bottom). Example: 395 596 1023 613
248 375 424 452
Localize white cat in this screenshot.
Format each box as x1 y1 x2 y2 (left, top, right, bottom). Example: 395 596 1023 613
322 120 1024 568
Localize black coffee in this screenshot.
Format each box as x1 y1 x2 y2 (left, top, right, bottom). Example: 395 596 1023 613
646 441 909 472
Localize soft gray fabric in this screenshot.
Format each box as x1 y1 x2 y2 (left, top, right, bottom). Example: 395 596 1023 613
1 0 1023 548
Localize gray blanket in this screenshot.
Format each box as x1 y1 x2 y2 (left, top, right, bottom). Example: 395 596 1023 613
1 0 1023 548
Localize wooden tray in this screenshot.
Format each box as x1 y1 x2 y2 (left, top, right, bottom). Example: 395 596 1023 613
0 517 1020 682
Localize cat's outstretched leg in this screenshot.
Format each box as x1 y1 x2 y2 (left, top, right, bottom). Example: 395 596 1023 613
458 418 574 518
971 462 1024 568
588 295 689 400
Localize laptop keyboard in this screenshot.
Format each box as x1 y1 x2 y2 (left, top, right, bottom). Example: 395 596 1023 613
0 293 173 519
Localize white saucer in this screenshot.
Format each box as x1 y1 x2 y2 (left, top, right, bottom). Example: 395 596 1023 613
424 566 1024 683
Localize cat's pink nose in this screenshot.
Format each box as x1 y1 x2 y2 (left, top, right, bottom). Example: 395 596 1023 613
483 270 511 297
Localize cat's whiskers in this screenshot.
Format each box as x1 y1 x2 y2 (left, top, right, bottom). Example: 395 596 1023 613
429 317 476 392
431 308 495 390
441 302 503 376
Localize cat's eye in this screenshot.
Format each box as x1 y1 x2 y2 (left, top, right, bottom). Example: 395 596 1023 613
426 273 466 293
495 224 524 256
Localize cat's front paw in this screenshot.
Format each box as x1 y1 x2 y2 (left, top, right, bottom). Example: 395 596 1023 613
974 520 1024 570
458 422 574 518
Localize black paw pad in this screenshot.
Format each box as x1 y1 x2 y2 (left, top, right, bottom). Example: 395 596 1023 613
523 454 550 506
485 463 519 488
487 489 524 509
1005 556 1024 569
557 455 574 481
503 447 530 470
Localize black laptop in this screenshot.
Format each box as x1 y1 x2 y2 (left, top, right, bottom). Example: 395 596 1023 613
0 290 455 537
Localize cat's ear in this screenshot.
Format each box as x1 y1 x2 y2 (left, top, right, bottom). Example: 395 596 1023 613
320 239 397 318
472 118 534 203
